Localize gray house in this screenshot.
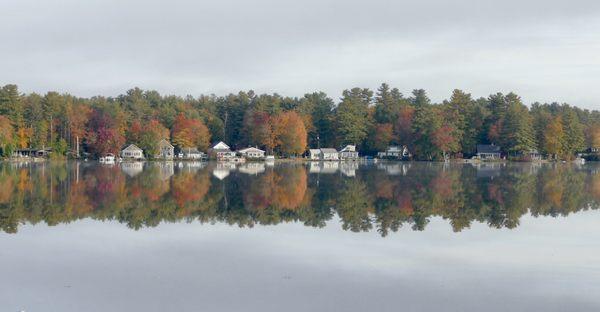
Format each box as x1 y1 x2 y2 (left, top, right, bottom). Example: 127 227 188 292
120 144 144 160
476 144 501 160
156 139 175 160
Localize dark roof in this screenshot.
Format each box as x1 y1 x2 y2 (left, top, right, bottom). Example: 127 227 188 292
477 144 501 154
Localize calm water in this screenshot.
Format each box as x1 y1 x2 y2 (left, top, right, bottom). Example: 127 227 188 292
1 161 599 311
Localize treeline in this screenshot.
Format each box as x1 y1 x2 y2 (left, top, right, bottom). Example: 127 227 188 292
1 83 600 159
1 162 599 235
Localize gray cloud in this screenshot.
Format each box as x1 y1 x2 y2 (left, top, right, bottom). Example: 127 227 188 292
1 0 600 108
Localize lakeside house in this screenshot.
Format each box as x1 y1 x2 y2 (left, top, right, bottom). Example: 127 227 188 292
237 147 265 159
120 144 144 160
309 148 340 160
209 141 236 160
523 149 542 161
12 147 52 158
339 145 359 160
377 146 409 159
156 139 175 160
309 149 321 160
320 148 339 160
179 147 206 160
476 144 501 160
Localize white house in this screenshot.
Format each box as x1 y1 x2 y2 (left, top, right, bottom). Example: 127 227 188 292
237 147 265 159
309 149 321 160
179 147 205 160
320 148 339 160
210 141 236 160
121 144 144 160
339 145 359 160
155 139 175 160
378 146 409 159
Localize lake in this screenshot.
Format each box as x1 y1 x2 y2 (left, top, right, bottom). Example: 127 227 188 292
1 161 599 311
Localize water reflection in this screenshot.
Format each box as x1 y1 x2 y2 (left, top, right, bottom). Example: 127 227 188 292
0 161 598 235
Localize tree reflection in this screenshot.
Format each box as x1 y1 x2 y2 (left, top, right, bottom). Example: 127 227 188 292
0 161 599 236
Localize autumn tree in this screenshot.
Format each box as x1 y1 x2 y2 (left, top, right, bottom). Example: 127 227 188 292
243 110 275 152
273 111 307 156
0 116 14 155
171 113 211 150
86 109 126 156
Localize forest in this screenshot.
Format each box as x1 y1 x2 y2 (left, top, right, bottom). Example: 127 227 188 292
1 83 599 160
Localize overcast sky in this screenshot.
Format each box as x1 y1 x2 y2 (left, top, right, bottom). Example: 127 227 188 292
2 0 600 109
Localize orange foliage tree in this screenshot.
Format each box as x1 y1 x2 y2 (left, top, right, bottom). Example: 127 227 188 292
0 115 14 153
273 111 307 156
171 113 210 150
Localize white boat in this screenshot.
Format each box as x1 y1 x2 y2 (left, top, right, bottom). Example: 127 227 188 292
265 155 275 161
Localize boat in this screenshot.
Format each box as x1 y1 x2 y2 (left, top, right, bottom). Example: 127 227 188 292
265 155 275 161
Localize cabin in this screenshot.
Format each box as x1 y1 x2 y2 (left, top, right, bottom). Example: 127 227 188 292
309 149 321 160
524 149 542 161
155 139 175 160
476 144 501 160
320 148 339 160
339 145 359 160
237 147 265 159
120 144 144 160
210 141 236 160
12 147 52 158
377 146 409 159
179 147 205 160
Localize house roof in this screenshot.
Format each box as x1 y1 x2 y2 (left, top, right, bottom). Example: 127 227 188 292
212 141 230 150
122 144 143 152
340 145 356 152
309 149 321 154
320 148 338 153
238 147 265 153
477 144 501 153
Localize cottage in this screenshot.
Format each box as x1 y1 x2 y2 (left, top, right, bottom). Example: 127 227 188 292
237 147 265 159
339 145 359 160
309 149 321 160
120 144 144 160
476 144 501 160
12 147 52 158
377 146 409 159
179 147 206 160
524 149 542 161
320 148 339 160
210 141 236 160
155 139 175 160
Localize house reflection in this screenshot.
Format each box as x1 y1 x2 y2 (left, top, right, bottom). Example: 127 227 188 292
0 161 599 236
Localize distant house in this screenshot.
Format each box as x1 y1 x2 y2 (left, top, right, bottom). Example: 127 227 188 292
120 144 144 160
209 141 236 160
12 147 52 158
309 149 321 160
524 149 542 161
378 146 409 159
237 147 265 159
179 147 205 160
339 145 359 160
476 144 501 160
320 148 339 160
155 139 175 160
